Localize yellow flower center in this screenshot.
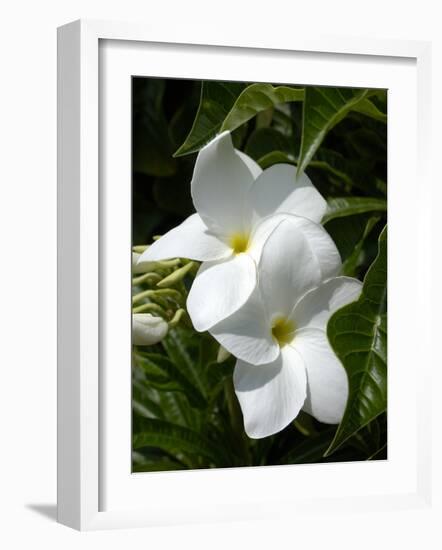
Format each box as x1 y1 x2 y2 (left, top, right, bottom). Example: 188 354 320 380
271 317 296 347
229 232 250 254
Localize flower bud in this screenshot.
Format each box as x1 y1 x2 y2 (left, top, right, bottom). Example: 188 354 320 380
132 313 168 346
217 345 231 363
156 261 195 288
132 252 156 274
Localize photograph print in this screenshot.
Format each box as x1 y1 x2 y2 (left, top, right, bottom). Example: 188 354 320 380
131 77 387 472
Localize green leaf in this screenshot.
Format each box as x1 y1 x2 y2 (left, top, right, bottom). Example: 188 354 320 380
341 216 380 277
133 418 224 463
220 84 304 133
366 443 387 460
322 197 387 224
297 87 371 175
173 81 246 156
325 226 387 456
162 327 208 396
134 352 207 409
174 82 303 157
257 151 296 169
132 380 166 420
351 98 387 123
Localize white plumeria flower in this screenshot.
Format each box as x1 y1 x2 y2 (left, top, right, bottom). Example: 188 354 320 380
132 313 168 346
210 218 362 439
137 131 329 331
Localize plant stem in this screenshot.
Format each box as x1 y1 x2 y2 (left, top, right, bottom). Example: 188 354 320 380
132 302 165 315
224 377 251 466
132 272 162 286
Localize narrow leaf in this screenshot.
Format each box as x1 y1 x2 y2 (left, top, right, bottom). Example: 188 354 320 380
174 81 246 156
174 83 303 157
162 327 207 395
322 197 387 224
134 351 207 409
133 418 224 463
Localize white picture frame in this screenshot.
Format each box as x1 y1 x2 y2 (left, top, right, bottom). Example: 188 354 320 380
57 19 433 531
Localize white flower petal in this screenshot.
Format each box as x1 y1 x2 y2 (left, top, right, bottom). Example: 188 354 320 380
234 345 307 439
209 287 279 365
246 213 287 264
187 253 256 332
293 328 348 424
290 216 341 280
248 213 341 282
137 213 231 263
257 217 323 318
249 163 326 224
132 314 168 346
292 276 363 330
235 149 263 179
191 132 254 236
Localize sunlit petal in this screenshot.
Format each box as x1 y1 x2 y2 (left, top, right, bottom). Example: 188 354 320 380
137 213 231 263
191 132 254 236
234 345 307 438
187 253 257 332
235 149 263 179
293 328 348 424
210 287 279 365
249 163 326 224
291 276 362 330
257 217 323 318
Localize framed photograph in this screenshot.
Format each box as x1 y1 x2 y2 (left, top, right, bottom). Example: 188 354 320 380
57 19 432 530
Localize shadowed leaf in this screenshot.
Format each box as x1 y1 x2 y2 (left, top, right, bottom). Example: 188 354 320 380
325 226 387 455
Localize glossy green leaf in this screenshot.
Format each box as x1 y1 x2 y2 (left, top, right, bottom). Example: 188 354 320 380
173 81 247 156
133 418 224 463
351 98 387 123
174 82 303 157
220 84 304 133
297 87 371 175
325 226 387 456
322 197 387 224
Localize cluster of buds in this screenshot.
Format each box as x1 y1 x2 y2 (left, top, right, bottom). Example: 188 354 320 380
132 242 198 346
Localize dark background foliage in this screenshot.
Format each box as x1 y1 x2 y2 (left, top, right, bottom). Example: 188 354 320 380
132 77 387 472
